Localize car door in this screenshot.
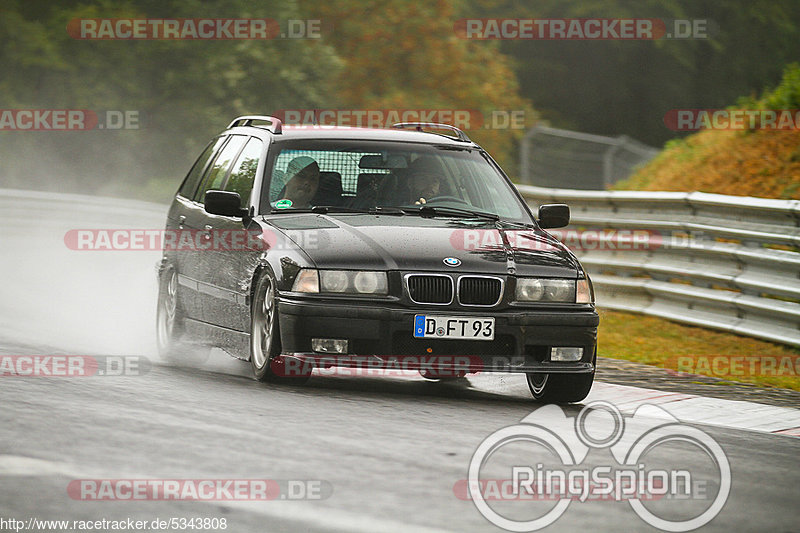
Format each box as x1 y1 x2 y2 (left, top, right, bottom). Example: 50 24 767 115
202 136 265 331
184 135 249 323
166 135 226 321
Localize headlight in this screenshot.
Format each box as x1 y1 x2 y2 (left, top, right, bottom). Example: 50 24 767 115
353 271 387 294
515 278 575 302
297 269 388 295
516 278 544 300
320 270 349 292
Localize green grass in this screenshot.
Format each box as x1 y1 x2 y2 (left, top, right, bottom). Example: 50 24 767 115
597 309 800 391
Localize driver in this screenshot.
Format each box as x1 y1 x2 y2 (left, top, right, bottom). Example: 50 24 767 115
409 171 441 205
404 156 445 205
279 156 319 208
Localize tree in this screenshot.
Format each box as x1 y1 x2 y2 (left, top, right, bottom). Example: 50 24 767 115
304 0 536 177
462 0 800 146
0 0 341 198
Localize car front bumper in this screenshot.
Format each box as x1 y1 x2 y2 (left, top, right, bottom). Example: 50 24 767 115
277 297 598 375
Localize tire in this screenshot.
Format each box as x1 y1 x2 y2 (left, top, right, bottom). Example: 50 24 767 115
155 265 210 364
526 351 596 403
250 272 311 384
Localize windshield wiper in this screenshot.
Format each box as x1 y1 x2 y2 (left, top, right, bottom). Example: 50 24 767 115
270 206 367 215
271 205 528 228
312 205 370 214
368 206 408 215
415 205 500 222
315 205 409 216
411 206 534 228
270 205 410 216
495 219 536 230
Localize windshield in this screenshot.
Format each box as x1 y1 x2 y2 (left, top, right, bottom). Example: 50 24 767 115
262 140 531 223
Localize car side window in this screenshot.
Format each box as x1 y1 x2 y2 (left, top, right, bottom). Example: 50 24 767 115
178 136 225 199
194 135 248 203
224 137 263 208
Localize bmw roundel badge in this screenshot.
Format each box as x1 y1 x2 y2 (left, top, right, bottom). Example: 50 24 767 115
443 257 461 267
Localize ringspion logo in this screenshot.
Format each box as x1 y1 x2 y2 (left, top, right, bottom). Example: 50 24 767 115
462 401 730 531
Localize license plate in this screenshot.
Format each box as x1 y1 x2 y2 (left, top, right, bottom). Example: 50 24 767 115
413 315 495 340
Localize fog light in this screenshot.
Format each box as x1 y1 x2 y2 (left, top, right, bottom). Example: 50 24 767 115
312 338 348 354
550 347 583 362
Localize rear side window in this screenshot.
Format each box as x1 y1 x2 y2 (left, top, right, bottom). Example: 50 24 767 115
178 136 225 198
224 137 263 208
194 135 248 202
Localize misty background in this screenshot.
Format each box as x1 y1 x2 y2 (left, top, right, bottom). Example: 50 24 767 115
1 0 798 202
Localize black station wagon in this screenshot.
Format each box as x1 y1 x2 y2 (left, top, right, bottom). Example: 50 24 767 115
156 116 599 402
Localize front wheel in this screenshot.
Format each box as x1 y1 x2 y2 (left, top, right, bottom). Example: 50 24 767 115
250 273 310 383
526 352 596 403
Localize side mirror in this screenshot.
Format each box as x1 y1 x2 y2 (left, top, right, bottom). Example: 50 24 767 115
537 204 570 229
204 190 247 218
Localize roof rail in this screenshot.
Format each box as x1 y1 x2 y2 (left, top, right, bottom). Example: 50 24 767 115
227 115 282 134
391 122 471 142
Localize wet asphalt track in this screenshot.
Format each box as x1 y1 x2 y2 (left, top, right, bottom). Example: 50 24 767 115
0 190 797 532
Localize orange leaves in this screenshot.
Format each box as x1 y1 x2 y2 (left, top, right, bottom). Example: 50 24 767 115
622 129 800 199
302 0 536 174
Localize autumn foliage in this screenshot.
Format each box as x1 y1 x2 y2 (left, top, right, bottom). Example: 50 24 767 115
303 0 536 176
618 65 800 199
618 129 800 199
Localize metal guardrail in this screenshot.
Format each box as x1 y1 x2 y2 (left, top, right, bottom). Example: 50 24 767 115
0 188 167 227
3 187 799 346
518 185 800 347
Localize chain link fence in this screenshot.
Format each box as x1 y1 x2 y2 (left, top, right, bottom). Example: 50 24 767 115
519 125 660 189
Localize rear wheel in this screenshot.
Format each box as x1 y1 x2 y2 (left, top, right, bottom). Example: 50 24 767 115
156 266 209 364
526 351 596 403
250 273 310 383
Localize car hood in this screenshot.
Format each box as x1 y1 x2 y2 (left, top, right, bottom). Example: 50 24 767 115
265 214 579 277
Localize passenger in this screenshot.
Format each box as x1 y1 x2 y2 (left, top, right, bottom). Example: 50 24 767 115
279 156 319 208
